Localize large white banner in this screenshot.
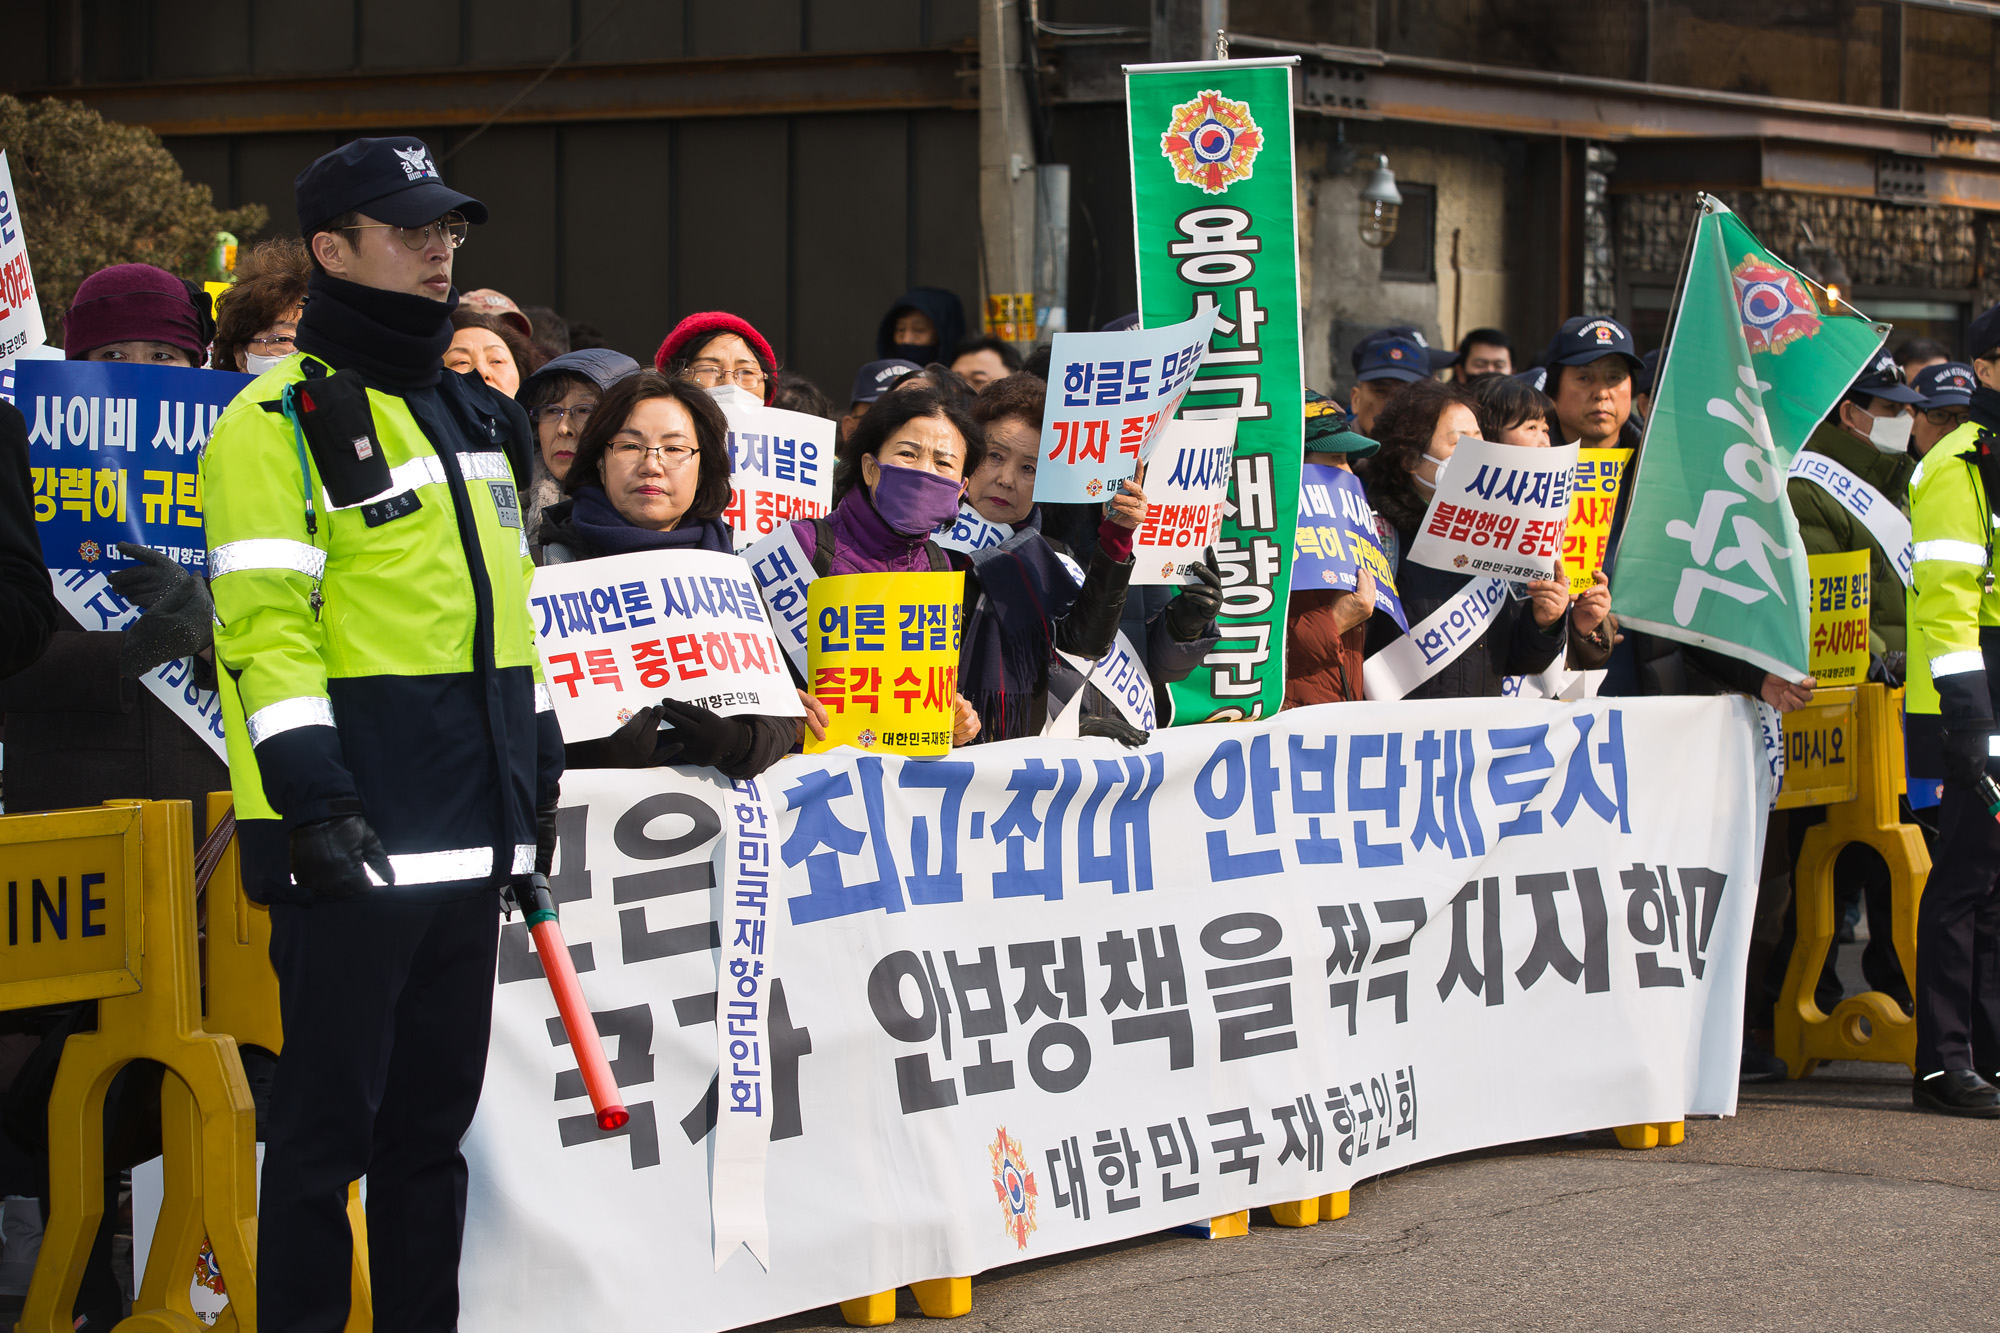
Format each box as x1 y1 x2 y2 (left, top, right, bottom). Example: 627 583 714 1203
463 695 1766 1331
0 152 47 361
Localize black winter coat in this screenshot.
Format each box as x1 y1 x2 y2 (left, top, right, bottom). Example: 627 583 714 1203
0 399 57 682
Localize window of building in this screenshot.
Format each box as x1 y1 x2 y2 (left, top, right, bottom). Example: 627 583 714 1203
1379 182 1436 284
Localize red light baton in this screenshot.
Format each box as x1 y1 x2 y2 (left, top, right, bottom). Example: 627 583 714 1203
519 873 628 1132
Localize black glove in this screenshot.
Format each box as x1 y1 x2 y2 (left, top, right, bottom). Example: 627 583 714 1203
1165 549 1224 643
108 542 214 678
656 697 753 771
1080 713 1150 748
599 704 670 767
1941 726 1993 791
1867 651 1906 689
289 813 394 901
534 796 560 876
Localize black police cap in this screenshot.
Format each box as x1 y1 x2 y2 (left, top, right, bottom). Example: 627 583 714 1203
295 137 488 237
1967 302 2000 363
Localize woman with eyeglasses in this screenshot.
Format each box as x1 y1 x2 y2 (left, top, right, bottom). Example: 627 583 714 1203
536 370 801 776
211 237 311 374
517 347 640 558
653 311 778 404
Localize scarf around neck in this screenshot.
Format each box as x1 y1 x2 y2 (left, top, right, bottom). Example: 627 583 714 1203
295 269 457 390
563 485 734 557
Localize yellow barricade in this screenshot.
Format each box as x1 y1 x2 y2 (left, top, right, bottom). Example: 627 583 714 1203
1773 684 1930 1076
1 799 258 1333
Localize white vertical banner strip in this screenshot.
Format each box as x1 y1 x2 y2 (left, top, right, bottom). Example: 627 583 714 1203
48 567 229 759
712 775 778 1270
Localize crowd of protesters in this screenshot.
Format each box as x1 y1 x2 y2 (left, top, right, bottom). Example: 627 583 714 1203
0 132 1995 1326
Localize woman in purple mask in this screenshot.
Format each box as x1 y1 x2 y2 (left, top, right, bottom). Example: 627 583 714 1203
788 385 986 743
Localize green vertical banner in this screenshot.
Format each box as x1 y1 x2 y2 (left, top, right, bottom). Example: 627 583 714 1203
1611 194 1886 681
1126 57 1303 723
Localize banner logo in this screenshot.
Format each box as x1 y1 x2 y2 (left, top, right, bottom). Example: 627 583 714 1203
989 1127 1039 1250
1160 91 1263 195
1731 257 1820 356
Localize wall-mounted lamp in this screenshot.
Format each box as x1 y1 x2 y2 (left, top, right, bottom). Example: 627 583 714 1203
1358 153 1401 249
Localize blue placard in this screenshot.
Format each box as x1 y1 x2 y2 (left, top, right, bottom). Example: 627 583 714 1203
19 359 254 575
1293 462 1408 632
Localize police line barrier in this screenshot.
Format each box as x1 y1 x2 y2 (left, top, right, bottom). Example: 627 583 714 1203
458 696 1765 1332
1 799 257 1333
1773 683 1931 1075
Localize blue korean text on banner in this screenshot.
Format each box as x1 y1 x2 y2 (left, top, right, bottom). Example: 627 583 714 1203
1036 307 1218 504
19 359 254 575
1294 463 1407 631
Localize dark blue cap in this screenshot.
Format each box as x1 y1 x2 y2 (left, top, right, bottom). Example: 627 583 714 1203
1967 303 2000 363
1352 324 1455 375
1099 312 1141 332
295 137 488 237
1513 365 1549 393
1355 335 1430 384
1848 349 1926 405
1543 316 1642 372
1633 348 1661 396
522 347 640 398
1914 362 1976 408
850 358 922 406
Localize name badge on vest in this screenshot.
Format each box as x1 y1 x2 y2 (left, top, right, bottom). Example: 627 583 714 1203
489 480 522 529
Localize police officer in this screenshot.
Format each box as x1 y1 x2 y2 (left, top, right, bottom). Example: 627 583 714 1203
1906 303 2000 1118
200 138 563 1326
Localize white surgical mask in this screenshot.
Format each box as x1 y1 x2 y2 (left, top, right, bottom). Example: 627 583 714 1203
1868 410 1914 455
1412 449 1452 493
244 351 289 376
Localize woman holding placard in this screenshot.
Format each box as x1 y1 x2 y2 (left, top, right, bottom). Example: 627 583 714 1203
1354 379 1573 699
537 370 802 775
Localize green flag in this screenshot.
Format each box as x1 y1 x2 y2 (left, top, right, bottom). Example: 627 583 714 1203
1610 194 1887 681
1126 57 1303 722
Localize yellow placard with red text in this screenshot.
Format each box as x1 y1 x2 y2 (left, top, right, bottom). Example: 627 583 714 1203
1808 549 1871 686
806 571 964 756
1563 448 1631 595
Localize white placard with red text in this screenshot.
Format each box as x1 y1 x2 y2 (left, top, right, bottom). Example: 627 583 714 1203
1036 309 1217 504
715 389 836 551
529 548 804 740
1404 437 1577 582
1130 417 1235 586
0 153 48 362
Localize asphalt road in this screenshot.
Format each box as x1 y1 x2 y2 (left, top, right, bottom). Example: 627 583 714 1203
739 1063 2000 1333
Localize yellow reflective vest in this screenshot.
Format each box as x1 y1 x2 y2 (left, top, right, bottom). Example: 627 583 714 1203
200 353 560 901
1907 417 2000 731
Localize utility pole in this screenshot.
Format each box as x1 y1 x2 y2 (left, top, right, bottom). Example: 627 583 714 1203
979 0 1038 355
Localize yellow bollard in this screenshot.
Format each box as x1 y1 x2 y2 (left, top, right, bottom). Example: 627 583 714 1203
1774 684 1930 1078
1268 1197 1319 1227
1613 1119 1686 1151
840 1291 898 1326
909 1276 971 1318
1317 1190 1350 1220
1 800 259 1333
1207 1209 1250 1238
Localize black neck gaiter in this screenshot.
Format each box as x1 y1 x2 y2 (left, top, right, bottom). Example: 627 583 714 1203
295 269 457 391
1970 385 2000 437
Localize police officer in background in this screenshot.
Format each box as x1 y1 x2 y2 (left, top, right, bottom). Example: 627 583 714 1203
1906 303 2000 1118
200 138 563 1325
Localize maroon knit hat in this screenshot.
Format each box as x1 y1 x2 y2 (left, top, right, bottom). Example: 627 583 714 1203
654 311 777 404
64 263 207 363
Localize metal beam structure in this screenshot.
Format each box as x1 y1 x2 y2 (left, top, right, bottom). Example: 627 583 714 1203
13 47 978 137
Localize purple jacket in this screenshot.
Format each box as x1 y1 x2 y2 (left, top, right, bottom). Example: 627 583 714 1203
790 485 950 575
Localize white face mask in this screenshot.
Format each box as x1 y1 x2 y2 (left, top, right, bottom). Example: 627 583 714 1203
244 351 289 376
1412 449 1452 493
1867 410 1914 455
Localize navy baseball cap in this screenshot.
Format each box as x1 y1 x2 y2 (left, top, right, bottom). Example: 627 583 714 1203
295 137 488 237
1513 365 1549 393
1352 325 1455 375
1847 350 1926 405
1355 335 1431 384
1634 348 1661 397
1967 303 2000 362
850 358 921 406
1914 361 1977 409
1543 316 1642 372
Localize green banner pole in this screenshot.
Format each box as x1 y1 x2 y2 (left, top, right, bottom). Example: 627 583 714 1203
1125 56 1303 723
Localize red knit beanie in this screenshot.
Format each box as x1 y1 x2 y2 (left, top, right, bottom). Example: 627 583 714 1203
654 311 778 403
64 263 206 363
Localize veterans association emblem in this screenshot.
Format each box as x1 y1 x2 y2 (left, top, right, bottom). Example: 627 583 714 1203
1731 256 1821 355
1160 90 1263 195
856 728 878 750
989 1127 1039 1250
78 540 100 563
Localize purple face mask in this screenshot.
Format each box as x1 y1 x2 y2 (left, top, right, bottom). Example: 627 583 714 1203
871 461 964 536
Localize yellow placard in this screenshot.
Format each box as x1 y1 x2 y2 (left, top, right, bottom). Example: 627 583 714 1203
1777 687 1860 809
1562 448 1631 595
806 571 965 756
203 279 233 306
0 805 145 1010
1807 549 1871 687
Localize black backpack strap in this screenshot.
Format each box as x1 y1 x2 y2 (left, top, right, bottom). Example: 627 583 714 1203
926 540 951 572
809 517 835 578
